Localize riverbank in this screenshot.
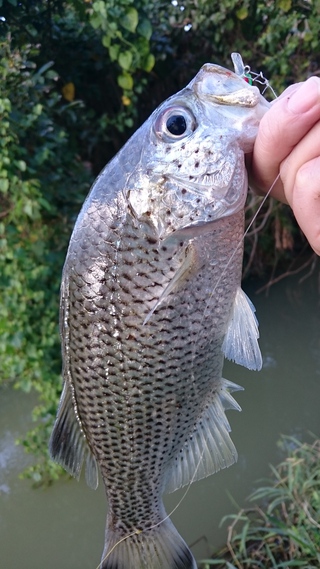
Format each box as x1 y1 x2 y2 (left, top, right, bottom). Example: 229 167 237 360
201 436 320 568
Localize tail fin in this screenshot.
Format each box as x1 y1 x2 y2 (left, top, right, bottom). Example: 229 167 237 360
99 516 197 569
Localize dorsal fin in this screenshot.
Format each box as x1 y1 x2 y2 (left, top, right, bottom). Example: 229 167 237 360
49 383 99 489
222 287 262 371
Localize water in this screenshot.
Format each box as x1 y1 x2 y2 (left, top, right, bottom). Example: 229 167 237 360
0 273 319 568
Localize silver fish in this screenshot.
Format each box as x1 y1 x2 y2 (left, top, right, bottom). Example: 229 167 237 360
50 57 269 569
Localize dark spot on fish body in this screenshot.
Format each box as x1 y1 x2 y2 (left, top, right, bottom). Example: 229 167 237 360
146 236 157 245
120 272 133 282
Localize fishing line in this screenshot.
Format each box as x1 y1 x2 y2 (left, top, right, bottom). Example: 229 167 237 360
95 55 279 569
160 173 282 551
95 436 208 569
202 172 281 320
94 177 280 569
231 52 278 99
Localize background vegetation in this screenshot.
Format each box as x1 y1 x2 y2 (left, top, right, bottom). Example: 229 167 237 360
201 436 320 568
0 0 319 483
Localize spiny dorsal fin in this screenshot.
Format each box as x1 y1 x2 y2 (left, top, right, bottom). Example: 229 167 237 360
222 287 262 371
165 378 242 493
49 383 99 489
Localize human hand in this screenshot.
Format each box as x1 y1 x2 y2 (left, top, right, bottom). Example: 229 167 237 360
248 77 320 255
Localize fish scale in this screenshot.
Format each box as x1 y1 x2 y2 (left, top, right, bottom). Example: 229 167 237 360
68 213 242 515
50 58 268 569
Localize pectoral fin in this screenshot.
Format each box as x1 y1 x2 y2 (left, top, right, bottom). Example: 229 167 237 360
222 287 262 371
144 245 194 325
49 383 99 489
165 379 242 493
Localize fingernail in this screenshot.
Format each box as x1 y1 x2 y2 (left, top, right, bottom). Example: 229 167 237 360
287 77 320 113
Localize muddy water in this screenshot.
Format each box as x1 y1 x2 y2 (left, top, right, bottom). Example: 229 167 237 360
1 273 319 568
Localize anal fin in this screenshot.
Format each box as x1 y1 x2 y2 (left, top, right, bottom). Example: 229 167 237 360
165 378 242 493
49 383 99 489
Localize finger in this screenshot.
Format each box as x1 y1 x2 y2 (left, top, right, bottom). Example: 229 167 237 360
280 120 320 201
250 77 320 202
281 153 320 256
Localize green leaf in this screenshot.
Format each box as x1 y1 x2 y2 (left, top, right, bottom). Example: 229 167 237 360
117 72 134 90
23 200 34 218
33 103 43 116
236 6 248 20
137 18 152 40
143 53 155 73
0 178 9 193
90 14 102 29
135 36 149 60
93 0 107 18
121 7 139 33
278 0 292 11
118 50 133 71
102 34 111 48
124 117 134 128
15 160 27 172
109 44 120 62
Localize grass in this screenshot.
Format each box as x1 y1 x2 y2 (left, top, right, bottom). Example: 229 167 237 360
200 436 320 569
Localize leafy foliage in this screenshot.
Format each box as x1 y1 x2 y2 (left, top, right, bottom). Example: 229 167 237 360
0 0 319 483
0 36 92 482
201 436 320 568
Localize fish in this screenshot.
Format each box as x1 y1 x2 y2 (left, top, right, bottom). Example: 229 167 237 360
49 56 269 569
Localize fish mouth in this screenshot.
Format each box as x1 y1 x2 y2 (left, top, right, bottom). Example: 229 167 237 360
191 64 263 108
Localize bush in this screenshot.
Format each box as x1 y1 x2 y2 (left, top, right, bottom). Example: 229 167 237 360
201 436 320 568
0 35 92 482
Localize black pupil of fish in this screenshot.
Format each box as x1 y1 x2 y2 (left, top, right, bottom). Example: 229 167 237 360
166 115 187 136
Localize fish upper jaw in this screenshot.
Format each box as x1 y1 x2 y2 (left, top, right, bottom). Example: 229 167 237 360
193 64 261 107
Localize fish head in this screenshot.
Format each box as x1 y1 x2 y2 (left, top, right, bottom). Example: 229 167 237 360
125 62 270 238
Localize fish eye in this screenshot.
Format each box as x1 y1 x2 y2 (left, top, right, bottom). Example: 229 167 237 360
166 115 187 136
154 105 196 142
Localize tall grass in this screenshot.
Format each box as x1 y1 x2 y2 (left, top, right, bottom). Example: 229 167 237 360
200 436 320 569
